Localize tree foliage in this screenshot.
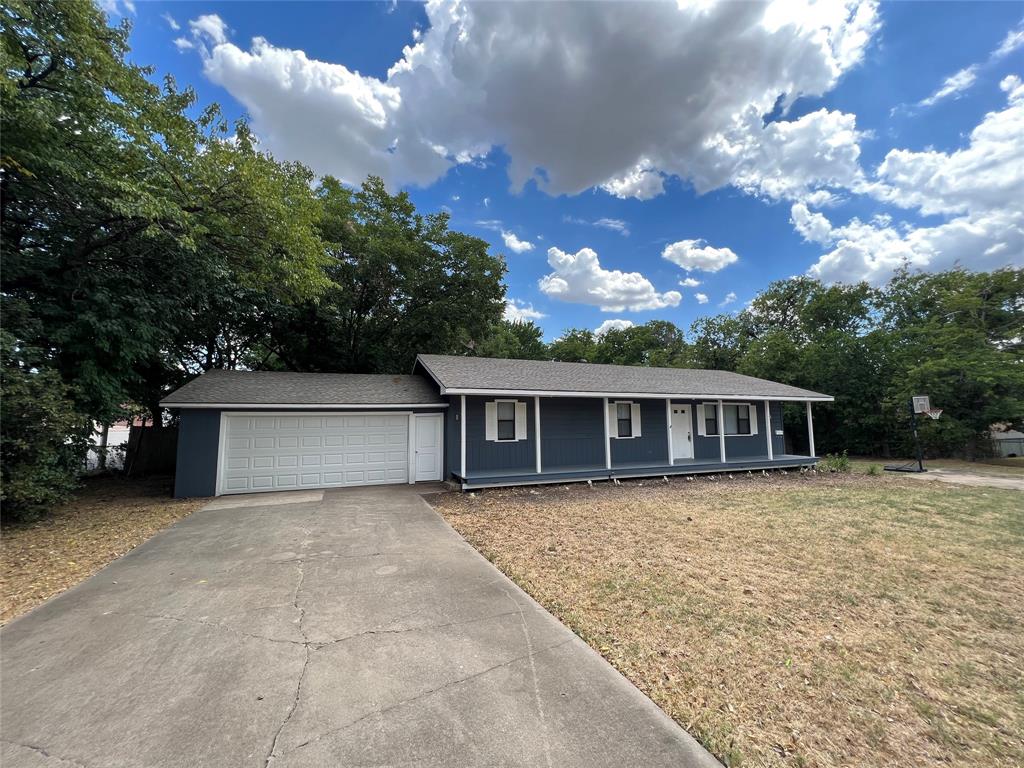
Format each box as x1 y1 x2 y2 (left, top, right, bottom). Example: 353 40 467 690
536 268 1024 458
1 334 92 522
1 2 1020 523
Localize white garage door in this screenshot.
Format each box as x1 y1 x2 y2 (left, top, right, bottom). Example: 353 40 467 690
219 413 409 494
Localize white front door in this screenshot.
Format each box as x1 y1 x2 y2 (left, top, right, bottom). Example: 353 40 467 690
671 405 693 460
413 414 443 481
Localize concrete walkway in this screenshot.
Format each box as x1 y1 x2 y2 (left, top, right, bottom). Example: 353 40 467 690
1 485 720 768
902 468 1024 491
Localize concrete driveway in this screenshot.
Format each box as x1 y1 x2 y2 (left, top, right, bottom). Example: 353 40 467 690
1 485 719 768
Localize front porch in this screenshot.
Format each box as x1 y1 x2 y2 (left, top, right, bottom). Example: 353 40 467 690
457 453 817 490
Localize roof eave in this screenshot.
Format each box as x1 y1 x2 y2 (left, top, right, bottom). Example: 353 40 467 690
158 401 448 409
440 387 833 402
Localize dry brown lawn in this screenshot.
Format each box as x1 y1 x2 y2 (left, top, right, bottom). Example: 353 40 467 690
1 476 205 624
433 472 1023 768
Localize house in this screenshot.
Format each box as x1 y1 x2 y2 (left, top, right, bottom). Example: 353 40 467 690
160 354 833 497
86 414 152 471
992 428 1024 457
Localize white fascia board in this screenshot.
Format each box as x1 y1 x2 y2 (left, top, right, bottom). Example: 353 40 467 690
441 388 833 402
159 402 449 409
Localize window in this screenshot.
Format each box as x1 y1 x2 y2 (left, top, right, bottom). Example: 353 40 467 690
486 399 526 442
704 405 718 436
496 401 516 441
702 403 756 436
610 401 641 439
737 405 751 435
616 402 632 438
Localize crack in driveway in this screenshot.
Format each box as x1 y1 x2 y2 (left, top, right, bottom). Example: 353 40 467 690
1 739 90 768
282 637 575 759
264 514 315 767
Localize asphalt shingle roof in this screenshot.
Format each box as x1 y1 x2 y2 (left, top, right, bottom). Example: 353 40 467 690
416 354 833 401
160 370 443 406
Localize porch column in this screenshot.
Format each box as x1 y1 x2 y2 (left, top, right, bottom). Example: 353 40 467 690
717 399 726 464
665 399 674 464
806 401 816 458
764 399 773 461
534 396 542 474
603 397 612 469
460 395 467 477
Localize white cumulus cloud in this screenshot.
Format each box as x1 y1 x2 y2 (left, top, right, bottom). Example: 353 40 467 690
190 14 228 45
695 292 709 305
181 1 879 200
501 231 534 254
720 291 738 307
679 277 701 288
161 12 180 30
539 246 682 312
806 76 1024 284
595 319 635 336
600 163 665 201
503 299 545 323
662 239 739 273
790 203 835 245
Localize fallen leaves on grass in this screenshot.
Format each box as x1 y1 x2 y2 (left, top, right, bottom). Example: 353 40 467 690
1 476 205 624
433 472 1024 768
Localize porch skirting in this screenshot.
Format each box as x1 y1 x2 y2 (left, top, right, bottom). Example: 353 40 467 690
456 454 817 490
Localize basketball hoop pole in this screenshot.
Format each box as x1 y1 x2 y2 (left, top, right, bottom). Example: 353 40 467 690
909 398 924 473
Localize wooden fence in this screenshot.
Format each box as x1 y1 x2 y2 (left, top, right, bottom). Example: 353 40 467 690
124 425 178 476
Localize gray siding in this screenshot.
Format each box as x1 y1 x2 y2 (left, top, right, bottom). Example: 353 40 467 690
539 397 606 470
610 398 669 466
464 396 536 474
174 409 221 498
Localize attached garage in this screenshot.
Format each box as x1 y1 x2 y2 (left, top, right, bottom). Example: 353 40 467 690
161 371 446 498
220 413 411 494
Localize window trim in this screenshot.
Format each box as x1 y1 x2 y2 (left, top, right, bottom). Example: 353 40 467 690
699 402 757 437
610 400 642 440
486 398 528 443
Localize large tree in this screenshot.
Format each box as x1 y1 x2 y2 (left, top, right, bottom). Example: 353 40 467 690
1 1 329 424
258 177 507 374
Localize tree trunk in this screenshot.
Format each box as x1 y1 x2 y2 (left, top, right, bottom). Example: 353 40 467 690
98 423 109 470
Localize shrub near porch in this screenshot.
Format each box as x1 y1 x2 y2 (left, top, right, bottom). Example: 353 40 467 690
433 473 1024 768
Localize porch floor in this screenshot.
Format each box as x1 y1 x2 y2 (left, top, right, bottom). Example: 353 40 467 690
458 454 816 489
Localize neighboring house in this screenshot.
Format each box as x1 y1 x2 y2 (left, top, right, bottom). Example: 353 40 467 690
160 354 833 497
992 428 1024 457
85 415 149 471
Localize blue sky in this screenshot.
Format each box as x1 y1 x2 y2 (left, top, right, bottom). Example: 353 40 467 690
114 1 1023 339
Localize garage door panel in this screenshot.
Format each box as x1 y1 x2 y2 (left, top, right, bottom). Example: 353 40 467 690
220 412 411 495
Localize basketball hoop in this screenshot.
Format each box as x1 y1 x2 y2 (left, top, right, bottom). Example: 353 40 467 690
925 408 942 420
912 395 930 414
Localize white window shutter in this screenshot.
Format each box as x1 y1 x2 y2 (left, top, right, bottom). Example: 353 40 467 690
631 402 642 438
514 401 528 440
485 401 497 441
608 402 618 438
749 404 758 435
696 404 706 436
